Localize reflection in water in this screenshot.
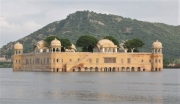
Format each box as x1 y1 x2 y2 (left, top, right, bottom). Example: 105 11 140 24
0 69 180 104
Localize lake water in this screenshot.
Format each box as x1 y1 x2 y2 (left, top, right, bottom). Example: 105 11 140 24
0 68 180 104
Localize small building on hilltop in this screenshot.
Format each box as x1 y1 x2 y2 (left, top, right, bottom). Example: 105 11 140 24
13 39 163 72
0 55 7 62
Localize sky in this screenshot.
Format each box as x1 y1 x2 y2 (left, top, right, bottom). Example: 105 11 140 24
0 0 179 48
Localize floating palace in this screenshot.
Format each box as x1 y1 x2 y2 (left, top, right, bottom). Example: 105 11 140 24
13 38 163 72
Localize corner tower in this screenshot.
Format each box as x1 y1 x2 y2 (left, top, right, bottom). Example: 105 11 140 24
51 38 61 52
152 40 163 71
13 42 23 71
14 42 23 55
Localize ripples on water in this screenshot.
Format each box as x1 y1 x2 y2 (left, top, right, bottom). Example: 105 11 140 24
0 68 180 104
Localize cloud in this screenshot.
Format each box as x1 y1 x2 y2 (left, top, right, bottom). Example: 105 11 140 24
0 17 42 47
0 17 42 34
0 0 179 48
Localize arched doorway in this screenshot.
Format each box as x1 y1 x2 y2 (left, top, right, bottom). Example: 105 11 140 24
95 67 98 72
155 68 158 71
104 67 107 72
126 67 130 72
143 69 145 71
85 67 88 72
113 67 116 72
138 67 141 71
57 68 59 72
109 67 111 72
151 69 153 71
62 68 65 72
78 67 81 72
90 67 93 72
122 67 125 71
131 67 135 71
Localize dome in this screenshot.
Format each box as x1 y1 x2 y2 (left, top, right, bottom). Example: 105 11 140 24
14 42 23 50
119 47 124 52
152 40 162 49
97 39 115 48
36 40 45 49
71 44 76 50
51 38 61 46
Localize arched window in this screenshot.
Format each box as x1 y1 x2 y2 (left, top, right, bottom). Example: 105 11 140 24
35 47 39 54
105 48 107 52
56 48 59 52
155 59 157 63
113 48 115 52
154 49 157 53
43 49 46 53
158 49 160 53
53 48 55 52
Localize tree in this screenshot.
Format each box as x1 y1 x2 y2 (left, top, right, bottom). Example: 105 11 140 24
44 36 72 52
76 35 98 52
123 39 144 52
59 38 72 52
104 36 119 47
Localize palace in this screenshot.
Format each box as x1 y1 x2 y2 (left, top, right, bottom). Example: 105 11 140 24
13 38 163 72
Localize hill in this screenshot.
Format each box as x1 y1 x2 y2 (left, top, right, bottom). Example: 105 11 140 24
0 11 180 59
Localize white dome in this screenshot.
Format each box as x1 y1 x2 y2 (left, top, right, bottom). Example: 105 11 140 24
14 42 23 50
152 40 162 49
71 44 76 50
51 38 61 46
36 40 45 49
97 39 115 48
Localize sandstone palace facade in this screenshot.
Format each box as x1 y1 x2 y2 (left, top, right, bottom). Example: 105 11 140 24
13 38 163 72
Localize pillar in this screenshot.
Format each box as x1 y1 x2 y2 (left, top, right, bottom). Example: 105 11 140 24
115 48 117 53
124 49 128 53
131 49 134 53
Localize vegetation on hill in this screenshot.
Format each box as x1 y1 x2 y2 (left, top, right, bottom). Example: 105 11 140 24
0 11 179 60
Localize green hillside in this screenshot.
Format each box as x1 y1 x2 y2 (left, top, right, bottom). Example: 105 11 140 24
0 11 180 59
